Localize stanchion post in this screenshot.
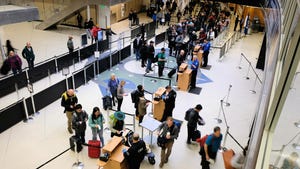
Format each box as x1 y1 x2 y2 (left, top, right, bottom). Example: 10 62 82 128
78 48 81 62
72 74 76 90
214 100 223 124
84 68 87 85
222 126 230 148
224 85 232 107
15 83 20 99
54 57 58 73
73 59 75 71
93 62 96 80
237 53 243 69
250 75 258 94
23 97 33 123
245 63 251 80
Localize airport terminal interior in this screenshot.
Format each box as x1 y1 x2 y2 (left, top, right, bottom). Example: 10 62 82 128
0 0 299 169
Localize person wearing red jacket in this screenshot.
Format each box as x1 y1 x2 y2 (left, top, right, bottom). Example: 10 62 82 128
91 25 101 44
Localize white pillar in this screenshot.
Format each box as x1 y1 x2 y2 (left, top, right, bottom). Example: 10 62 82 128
87 5 91 21
98 4 110 29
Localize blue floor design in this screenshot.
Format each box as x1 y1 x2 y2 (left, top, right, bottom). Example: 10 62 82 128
99 78 137 96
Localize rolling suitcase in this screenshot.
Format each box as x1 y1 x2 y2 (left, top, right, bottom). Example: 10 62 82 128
69 136 83 152
88 140 101 158
168 68 176 78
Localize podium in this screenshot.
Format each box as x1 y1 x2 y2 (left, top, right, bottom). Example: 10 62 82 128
193 45 203 67
98 136 129 169
152 87 166 121
177 63 192 91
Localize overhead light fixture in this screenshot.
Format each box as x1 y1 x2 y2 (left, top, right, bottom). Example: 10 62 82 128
292 143 300 150
295 122 300 128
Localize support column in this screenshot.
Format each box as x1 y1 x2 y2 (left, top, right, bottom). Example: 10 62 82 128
97 4 110 29
87 5 91 20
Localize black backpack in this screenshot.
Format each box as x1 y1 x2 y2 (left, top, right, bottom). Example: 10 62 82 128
153 54 159 63
184 108 194 121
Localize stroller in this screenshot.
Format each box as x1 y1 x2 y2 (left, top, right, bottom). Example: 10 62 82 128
123 129 156 165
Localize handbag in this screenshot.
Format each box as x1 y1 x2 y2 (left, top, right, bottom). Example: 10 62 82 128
157 135 167 148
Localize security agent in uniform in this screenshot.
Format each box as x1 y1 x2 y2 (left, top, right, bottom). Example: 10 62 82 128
161 86 177 122
123 133 147 169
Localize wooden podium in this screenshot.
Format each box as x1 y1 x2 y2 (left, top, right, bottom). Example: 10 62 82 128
178 63 192 91
193 45 203 67
152 87 166 121
98 136 129 169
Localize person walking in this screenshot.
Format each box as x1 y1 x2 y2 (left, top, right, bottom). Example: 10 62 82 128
157 48 166 77
146 41 155 73
200 126 223 169
22 42 35 69
186 104 205 144
161 86 177 122
190 55 199 89
61 89 78 134
72 104 88 144
157 117 179 168
202 39 211 67
123 133 147 169
133 34 142 61
67 36 74 53
88 107 105 147
108 73 119 107
7 51 22 75
117 80 127 111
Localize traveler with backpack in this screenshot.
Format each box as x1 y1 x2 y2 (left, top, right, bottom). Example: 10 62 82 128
72 104 88 144
185 104 205 144
157 117 179 168
199 126 223 169
61 89 78 134
131 85 145 117
88 107 105 147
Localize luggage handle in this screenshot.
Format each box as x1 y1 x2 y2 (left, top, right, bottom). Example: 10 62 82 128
82 143 101 149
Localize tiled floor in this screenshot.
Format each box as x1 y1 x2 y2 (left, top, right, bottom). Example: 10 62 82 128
0 13 266 169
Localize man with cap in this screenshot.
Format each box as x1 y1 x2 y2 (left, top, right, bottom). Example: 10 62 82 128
123 133 147 169
72 104 88 144
61 89 78 134
157 48 166 77
186 104 205 144
146 41 155 73
161 86 177 122
110 111 125 137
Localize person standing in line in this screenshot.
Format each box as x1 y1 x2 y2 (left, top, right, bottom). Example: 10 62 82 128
123 133 147 169
164 12 171 26
6 40 14 55
22 42 35 69
202 39 211 67
88 107 105 147
7 51 22 75
76 12 83 28
128 9 133 27
190 55 199 89
176 50 185 70
67 36 74 53
117 80 127 111
234 15 239 31
186 104 205 144
140 23 145 41
146 41 155 73
132 10 138 25
61 89 78 134
72 104 88 144
140 41 148 67
108 73 119 107
133 34 142 61
200 126 223 169
157 117 179 168
110 111 125 137
157 48 166 77
174 33 183 58
161 86 177 122
133 85 145 117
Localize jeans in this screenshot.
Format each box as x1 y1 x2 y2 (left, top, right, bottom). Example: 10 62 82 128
134 49 141 60
146 58 152 72
27 59 34 69
91 127 104 147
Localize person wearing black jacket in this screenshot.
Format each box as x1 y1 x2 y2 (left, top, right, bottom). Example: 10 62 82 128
161 86 177 122
176 50 185 70
133 34 143 61
72 104 88 144
22 42 35 69
61 89 78 134
133 85 145 117
186 104 205 144
146 41 155 72
140 41 148 67
123 133 147 169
